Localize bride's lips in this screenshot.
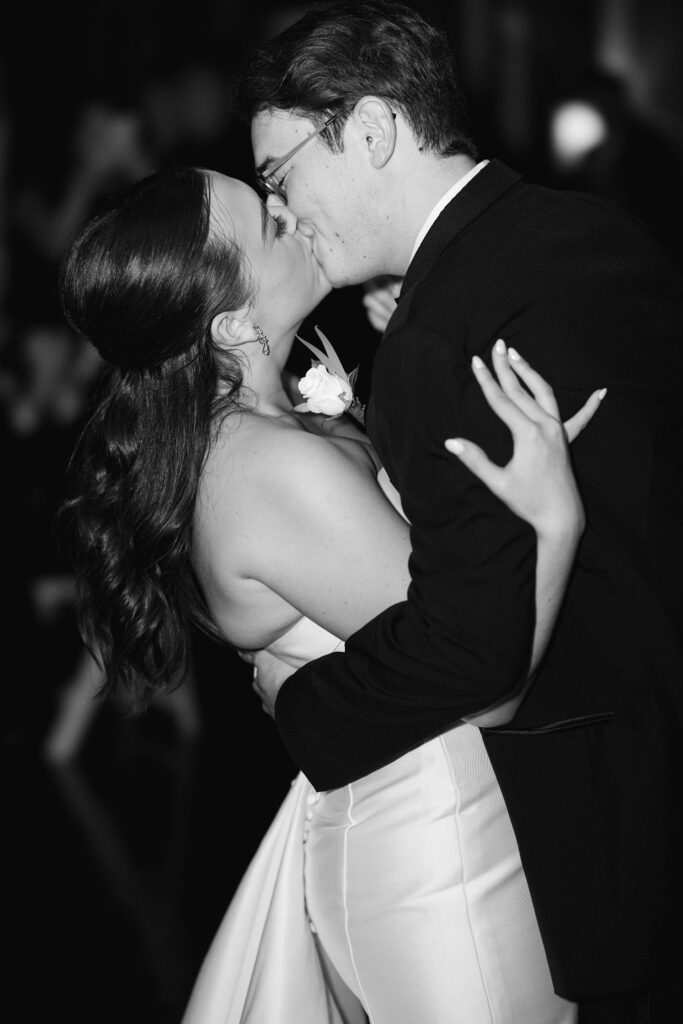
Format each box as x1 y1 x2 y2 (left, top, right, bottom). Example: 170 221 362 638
295 228 330 287
297 229 315 255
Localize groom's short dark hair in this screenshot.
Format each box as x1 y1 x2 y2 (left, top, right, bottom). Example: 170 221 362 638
234 0 478 160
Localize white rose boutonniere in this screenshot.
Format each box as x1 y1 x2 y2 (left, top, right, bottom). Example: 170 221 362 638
297 363 353 416
294 326 365 424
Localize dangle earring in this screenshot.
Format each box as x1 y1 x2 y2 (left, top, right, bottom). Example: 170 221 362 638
254 325 271 356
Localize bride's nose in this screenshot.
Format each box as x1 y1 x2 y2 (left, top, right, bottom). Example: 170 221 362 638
266 194 298 234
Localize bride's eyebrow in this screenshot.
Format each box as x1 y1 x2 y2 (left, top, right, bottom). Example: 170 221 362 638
256 156 274 176
260 199 270 242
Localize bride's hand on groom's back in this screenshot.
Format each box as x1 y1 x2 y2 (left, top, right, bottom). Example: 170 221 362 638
445 340 606 539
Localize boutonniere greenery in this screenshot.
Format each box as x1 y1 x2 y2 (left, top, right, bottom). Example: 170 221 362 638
294 327 365 424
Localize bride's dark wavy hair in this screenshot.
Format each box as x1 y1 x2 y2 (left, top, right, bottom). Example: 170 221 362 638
59 164 255 711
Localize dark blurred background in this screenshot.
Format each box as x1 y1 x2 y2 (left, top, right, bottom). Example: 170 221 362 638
2 2 682 1021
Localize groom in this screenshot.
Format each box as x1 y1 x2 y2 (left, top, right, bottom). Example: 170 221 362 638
235 1 683 1019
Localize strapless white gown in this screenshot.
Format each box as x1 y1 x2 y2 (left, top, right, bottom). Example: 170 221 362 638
180 470 576 1024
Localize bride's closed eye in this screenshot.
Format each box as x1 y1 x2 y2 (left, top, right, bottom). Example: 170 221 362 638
273 213 288 238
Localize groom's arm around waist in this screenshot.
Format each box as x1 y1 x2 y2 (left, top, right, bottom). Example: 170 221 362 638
274 327 537 791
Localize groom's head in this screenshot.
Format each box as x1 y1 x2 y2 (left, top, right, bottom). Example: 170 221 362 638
235 0 478 287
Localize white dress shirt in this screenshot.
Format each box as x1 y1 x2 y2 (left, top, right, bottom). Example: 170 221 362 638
409 159 490 265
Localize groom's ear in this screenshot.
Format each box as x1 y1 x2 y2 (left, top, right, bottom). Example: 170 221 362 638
211 308 253 350
354 96 397 169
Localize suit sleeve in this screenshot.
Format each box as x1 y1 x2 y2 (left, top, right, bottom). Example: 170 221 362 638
274 325 538 790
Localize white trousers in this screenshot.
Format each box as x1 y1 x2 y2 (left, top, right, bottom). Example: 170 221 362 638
304 723 577 1024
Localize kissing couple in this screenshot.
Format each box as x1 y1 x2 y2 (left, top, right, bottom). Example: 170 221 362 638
61 2 683 1022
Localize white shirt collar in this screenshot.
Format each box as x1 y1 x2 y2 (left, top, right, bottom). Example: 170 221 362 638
409 159 490 264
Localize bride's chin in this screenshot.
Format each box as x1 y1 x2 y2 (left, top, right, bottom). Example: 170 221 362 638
310 278 333 307
320 264 334 291
310 255 333 295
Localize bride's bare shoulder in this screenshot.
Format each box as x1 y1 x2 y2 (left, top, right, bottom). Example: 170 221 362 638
198 410 375 524
193 410 410 640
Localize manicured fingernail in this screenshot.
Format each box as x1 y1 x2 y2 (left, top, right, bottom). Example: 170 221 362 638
598 388 607 400
508 347 521 361
472 355 485 370
445 439 465 454
494 339 506 354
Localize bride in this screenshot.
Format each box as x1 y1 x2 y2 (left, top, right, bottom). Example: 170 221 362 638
60 164 601 1023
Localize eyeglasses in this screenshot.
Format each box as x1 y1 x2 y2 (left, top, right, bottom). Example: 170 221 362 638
256 112 341 203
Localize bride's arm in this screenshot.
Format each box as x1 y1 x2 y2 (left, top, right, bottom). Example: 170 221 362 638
450 345 602 725
244 346 601 721
236 427 412 644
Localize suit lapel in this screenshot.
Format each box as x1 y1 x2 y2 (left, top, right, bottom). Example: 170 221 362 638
366 160 522 466
398 159 522 300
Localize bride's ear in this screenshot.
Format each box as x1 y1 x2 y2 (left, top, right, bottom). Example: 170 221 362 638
211 309 253 350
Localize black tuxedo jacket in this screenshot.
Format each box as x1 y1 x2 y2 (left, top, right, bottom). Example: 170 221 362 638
275 160 683 998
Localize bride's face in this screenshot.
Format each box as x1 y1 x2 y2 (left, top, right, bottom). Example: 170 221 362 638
207 172 331 336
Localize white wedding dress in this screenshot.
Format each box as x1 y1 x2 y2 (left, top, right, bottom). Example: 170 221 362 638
181 469 576 1024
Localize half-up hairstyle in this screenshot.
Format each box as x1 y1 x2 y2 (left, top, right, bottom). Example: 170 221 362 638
59 165 255 711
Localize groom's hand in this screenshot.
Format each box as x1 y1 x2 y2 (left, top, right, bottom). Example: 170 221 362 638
238 648 296 718
362 275 402 333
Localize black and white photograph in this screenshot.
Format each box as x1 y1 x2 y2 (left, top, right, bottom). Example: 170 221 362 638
3 2 683 1021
